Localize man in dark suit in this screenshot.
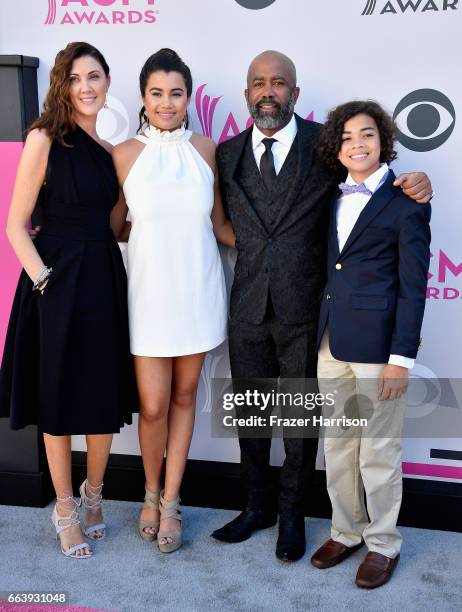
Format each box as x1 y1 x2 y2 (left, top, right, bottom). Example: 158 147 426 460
210 51 433 561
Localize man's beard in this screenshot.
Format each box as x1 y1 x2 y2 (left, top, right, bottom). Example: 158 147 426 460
247 91 296 130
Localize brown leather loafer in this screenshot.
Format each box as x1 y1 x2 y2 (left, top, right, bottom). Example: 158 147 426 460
311 538 364 569
355 552 400 589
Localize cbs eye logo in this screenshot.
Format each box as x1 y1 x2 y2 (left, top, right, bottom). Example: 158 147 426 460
393 89 456 152
234 0 276 8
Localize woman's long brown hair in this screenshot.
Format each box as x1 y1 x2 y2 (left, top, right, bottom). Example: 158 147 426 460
29 42 110 146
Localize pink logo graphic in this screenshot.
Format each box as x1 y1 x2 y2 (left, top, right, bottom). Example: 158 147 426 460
195 84 221 139
45 0 57 23
44 0 158 26
427 249 462 300
195 84 315 144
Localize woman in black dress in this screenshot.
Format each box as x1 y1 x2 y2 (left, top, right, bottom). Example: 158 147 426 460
0 42 137 557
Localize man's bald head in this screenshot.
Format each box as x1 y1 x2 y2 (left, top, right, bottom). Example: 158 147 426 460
245 50 300 134
247 50 297 89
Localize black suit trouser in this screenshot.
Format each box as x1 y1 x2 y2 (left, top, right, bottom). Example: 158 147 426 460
228 295 319 518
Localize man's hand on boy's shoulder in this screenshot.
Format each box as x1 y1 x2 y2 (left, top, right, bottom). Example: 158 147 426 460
393 172 433 204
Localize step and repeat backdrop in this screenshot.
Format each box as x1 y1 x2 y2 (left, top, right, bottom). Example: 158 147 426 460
0 0 460 483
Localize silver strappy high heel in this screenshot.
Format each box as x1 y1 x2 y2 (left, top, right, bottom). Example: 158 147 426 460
51 495 92 558
79 479 106 540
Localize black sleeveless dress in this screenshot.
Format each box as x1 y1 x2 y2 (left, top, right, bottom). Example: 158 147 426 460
0 126 138 435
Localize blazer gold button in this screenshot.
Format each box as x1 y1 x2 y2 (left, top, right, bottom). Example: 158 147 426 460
335 263 342 270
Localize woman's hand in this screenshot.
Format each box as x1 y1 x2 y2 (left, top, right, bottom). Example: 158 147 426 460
211 176 236 248
28 225 42 240
377 364 409 401
109 189 129 241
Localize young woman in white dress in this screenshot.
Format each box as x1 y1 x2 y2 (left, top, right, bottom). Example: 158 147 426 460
112 49 234 553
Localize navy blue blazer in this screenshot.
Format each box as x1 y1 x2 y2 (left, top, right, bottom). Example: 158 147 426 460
317 170 431 363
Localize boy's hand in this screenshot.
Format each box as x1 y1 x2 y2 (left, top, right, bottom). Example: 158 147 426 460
393 172 432 203
378 365 409 401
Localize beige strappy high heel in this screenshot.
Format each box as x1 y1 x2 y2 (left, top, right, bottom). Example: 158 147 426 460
79 479 106 541
158 490 182 553
138 487 160 542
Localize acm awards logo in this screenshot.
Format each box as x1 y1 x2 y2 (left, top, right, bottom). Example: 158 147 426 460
44 0 159 25
427 249 462 301
362 0 458 14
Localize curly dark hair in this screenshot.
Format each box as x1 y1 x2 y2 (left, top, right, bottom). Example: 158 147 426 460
137 48 193 133
317 100 398 176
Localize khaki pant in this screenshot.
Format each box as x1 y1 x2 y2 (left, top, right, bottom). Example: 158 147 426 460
317 331 406 559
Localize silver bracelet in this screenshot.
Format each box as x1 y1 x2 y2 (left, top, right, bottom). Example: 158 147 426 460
32 266 52 292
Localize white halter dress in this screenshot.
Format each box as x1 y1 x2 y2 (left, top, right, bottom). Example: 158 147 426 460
123 125 227 357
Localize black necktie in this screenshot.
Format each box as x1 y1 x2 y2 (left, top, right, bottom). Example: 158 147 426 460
260 137 277 191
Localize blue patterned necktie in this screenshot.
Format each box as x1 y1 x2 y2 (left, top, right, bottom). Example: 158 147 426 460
338 182 373 196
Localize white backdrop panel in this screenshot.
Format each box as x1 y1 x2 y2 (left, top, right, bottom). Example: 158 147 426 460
0 0 460 479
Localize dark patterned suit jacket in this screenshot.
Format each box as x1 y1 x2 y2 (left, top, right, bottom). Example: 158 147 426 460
217 114 336 325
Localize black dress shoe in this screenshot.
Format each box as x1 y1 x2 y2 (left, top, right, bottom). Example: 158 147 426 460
275 515 306 561
211 509 277 543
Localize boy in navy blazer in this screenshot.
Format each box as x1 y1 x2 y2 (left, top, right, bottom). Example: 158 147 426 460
310 101 431 588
